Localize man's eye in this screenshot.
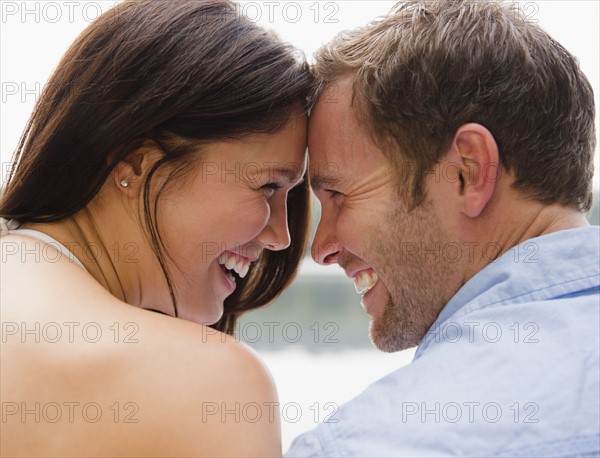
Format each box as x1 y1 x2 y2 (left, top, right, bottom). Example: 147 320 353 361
325 189 341 198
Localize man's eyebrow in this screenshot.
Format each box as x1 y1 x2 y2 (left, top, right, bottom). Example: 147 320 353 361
310 174 340 190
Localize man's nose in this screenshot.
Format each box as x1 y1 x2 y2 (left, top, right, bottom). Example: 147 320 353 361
311 206 341 265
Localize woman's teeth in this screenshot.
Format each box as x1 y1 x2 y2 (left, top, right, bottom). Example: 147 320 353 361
218 253 251 279
353 270 379 295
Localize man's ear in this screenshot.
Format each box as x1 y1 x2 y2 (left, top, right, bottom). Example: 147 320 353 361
447 123 500 218
111 145 164 197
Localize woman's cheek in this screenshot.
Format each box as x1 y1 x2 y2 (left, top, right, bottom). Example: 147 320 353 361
228 197 271 244
187 190 270 248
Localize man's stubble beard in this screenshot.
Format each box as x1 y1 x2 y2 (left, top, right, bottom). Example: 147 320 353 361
368 200 460 353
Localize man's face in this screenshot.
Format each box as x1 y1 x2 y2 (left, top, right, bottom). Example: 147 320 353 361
309 78 464 352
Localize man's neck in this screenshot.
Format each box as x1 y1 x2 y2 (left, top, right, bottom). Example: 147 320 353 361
463 200 590 284
498 203 588 254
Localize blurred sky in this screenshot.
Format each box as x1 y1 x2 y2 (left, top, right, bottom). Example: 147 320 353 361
1 0 598 189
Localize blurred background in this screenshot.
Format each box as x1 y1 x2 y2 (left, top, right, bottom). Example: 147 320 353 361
1 0 598 450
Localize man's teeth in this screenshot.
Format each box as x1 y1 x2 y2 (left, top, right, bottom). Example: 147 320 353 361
218 253 251 279
353 270 379 295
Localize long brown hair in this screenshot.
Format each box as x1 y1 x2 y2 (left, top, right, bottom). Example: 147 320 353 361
0 0 313 334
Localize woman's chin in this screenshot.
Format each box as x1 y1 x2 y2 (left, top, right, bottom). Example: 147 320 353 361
200 307 224 326
176 297 224 326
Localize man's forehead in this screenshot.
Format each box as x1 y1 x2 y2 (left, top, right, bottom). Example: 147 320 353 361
308 104 346 144
310 77 355 129
308 88 384 183
309 81 358 158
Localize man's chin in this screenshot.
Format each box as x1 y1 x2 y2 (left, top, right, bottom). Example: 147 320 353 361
368 299 425 353
369 323 413 352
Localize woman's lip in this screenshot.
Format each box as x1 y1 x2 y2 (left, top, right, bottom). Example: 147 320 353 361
217 260 236 295
223 250 258 263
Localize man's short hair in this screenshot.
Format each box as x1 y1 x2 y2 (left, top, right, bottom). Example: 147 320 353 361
312 0 596 211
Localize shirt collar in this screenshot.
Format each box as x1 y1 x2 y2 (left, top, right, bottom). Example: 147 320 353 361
414 226 600 359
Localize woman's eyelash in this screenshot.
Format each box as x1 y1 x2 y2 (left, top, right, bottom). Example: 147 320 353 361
263 183 283 191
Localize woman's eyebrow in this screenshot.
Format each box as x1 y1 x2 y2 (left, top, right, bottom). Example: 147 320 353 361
270 167 306 184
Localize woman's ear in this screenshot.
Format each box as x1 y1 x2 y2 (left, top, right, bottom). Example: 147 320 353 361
111 146 163 197
448 123 500 218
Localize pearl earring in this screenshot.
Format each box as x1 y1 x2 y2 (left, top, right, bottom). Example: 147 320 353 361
120 179 129 188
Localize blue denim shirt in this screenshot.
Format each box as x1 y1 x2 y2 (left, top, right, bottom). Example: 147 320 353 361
286 227 600 457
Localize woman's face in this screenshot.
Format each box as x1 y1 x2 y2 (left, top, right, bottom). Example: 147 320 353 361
158 115 308 324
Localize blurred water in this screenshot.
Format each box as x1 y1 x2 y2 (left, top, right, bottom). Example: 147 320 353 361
236 259 378 351
258 347 416 451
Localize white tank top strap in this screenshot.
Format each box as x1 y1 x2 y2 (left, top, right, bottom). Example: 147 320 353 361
0 217 87 272
0 217 20 236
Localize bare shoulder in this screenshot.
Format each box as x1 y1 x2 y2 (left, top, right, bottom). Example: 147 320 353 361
130 317 282 457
